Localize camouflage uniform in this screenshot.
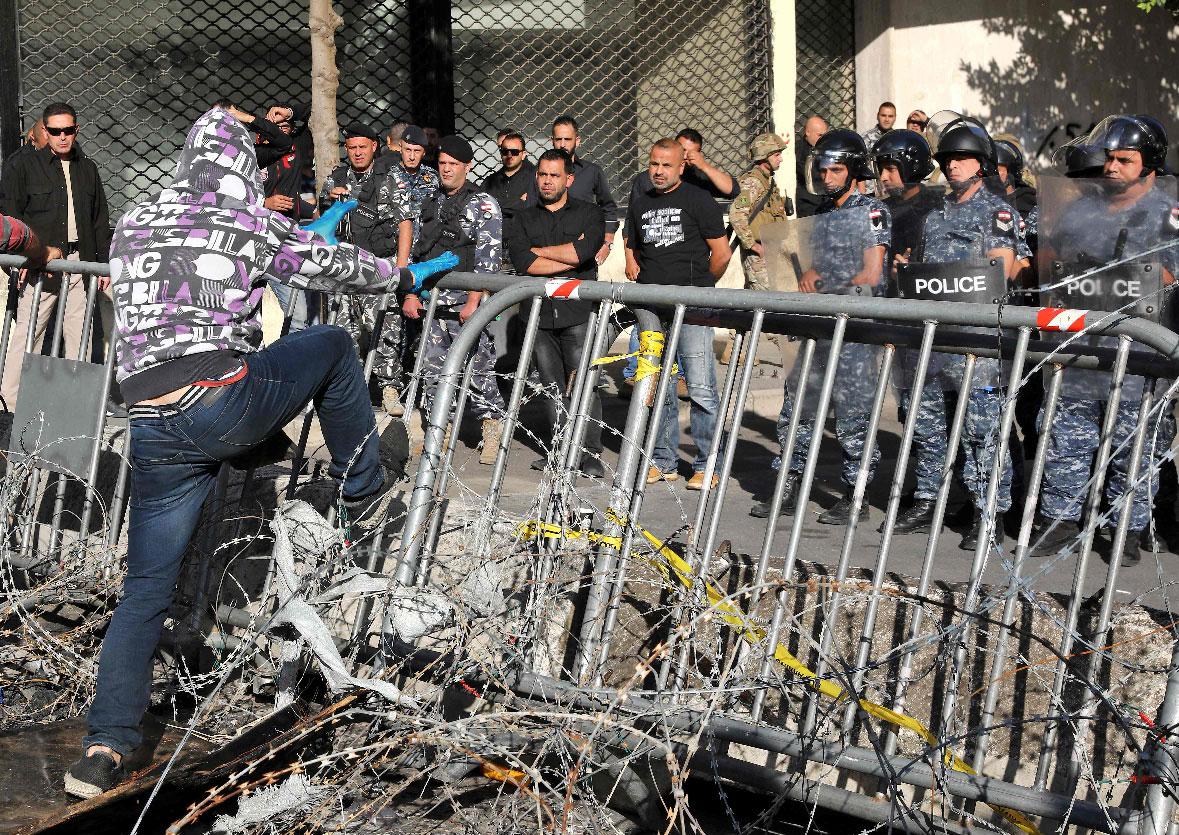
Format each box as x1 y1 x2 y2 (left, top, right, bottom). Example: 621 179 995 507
389 162 441 248
318 161 411 391
901 185 1027 510
419 187 507 421
776 193 891 487
731 164 789 291
1038 186 1179 529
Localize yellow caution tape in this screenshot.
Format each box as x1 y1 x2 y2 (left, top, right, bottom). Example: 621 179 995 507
517 515 1040 835
591 329 675 383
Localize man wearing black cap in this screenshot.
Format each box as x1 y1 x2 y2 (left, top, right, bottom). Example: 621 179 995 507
409 134 507 464
319 123 414 415
390 125 441 252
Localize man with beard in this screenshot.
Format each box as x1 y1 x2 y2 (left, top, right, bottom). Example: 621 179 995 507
505 148 606 476
1028 115 1178 566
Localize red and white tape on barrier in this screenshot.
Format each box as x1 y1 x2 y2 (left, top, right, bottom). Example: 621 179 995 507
544 279 582 299
1036 307 1087 332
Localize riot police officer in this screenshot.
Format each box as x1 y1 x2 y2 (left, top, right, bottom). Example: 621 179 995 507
751 129 891 522
995 137 1037 217
731 132 791 291
892 114 1028 549
318 123 413 414
872 128 940 270
1030 115 1179 566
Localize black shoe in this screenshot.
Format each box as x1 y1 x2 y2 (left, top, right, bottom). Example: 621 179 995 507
1027 515 1078 557
750 474 799 518
65 750 124 799
887 499 936 535
1119 532 1142 567
105 398 128 420
378 419 410 483
342 465 398 532
818 492 869 525
530 456 547 472
960 510 1004 551
578 455 605 478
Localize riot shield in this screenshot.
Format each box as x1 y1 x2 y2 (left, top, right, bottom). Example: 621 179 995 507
1036 173 1178 399
762 206 888 297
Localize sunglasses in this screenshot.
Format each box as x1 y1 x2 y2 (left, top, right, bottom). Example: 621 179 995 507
907 119 927 129
500 148 523 157
47 126 77 137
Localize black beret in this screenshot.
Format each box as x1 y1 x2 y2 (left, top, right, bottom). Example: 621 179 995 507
438 134 474 164
402 124 428 148
343 123 379 141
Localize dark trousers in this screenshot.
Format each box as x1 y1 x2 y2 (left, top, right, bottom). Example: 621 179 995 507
533 321 603 454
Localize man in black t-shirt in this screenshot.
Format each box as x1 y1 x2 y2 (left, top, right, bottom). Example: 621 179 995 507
625 139 730 491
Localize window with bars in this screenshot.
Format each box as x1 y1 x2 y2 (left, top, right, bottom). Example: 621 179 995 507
795 0 855 133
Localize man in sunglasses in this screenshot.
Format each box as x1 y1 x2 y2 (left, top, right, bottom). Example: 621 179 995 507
481 130 537 271
0 101 112 411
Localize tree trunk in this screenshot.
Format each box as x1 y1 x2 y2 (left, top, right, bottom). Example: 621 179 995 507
308 0 343 198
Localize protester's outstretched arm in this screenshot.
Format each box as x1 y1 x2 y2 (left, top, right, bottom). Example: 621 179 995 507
265 221 400 294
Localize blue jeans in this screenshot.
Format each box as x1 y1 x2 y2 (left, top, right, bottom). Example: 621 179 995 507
269 280 317 332
83 325 384 756
652 323 719 474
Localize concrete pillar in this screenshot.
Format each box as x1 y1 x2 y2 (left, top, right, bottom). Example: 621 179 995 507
769 0 796 200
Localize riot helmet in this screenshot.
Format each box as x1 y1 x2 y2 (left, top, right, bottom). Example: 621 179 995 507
805 128 872 199
924 110 998 186
871 129 934 194
994 138 1028 188
1058 143 1105 179
1069 115 1168 177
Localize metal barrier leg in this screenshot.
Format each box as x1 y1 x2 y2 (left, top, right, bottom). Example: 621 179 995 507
748 336 817 722
801 342 895 738
573 306 678 684
1138 638 1179 835
401 292 440 420
1034 336 1134 791
560 302 613 476
884 354 977 757
938 327 1030 743
970 363 1063 771
840 323 939 734
587 307 686 685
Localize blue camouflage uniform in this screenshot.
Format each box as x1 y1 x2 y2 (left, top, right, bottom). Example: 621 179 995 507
419 188 508 421
1038 185 1179 530
777 192 891 488
902 185 1027 511
390 161 441 249
317 162 411 391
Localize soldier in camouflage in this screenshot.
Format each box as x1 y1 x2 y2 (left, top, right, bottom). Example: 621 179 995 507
731 132 791 291
408 135 506 465
1029 115 1179 567
751 129 891 523
318 124 414 416
893 115 1028 550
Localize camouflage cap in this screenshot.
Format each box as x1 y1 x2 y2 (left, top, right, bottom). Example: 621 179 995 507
750 132 789 161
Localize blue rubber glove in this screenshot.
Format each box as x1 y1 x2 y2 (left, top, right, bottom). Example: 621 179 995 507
300 199 357 246
405 251 459 294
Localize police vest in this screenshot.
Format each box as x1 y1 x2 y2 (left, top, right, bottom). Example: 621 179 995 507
330 156 398 258
414 183 478 274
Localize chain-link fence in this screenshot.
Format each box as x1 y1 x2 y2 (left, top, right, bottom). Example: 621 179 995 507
14 0 773 216
795 0 855 133
15 0 414 216
453 0 773 191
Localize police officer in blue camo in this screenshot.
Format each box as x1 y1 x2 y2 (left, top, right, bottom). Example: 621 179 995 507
390 125 441 249
750 129 891 523
409 135 508 465
319 123 414 416
1029 115 1179 567
891 114 1027 549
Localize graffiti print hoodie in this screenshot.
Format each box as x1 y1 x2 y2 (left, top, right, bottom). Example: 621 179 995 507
110 108 400 404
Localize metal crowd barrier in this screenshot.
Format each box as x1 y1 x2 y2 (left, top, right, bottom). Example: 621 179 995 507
6 253 1179 833
399 271 1179 835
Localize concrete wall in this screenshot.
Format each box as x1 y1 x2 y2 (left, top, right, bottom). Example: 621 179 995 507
854 2 1179 170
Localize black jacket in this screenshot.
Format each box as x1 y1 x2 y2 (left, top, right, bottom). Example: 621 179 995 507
0 145 111 261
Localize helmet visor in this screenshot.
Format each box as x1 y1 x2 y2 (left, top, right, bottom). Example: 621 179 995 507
805 150 854 195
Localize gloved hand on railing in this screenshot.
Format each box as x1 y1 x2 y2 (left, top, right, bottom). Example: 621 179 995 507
300 199 357 245
396 251 459 296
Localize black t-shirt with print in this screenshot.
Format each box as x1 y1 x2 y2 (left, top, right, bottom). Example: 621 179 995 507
625 180 726 287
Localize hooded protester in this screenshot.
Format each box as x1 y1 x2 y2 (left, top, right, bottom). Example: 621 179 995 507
64 107 452 799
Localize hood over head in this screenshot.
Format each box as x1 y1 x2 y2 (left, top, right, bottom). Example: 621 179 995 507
167 107 264 208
